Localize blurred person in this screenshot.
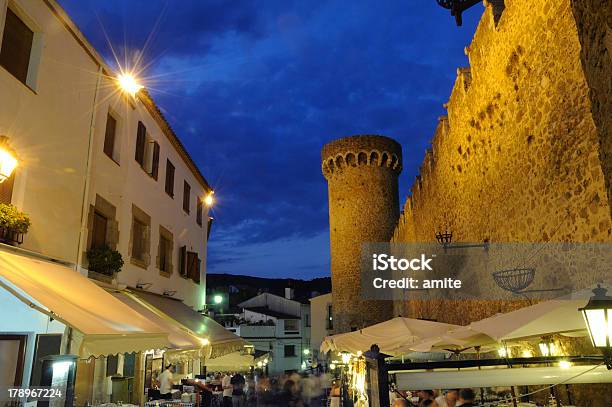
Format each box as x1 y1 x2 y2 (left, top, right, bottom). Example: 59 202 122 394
435 389 459 407
456 389 476 407
417 390 435 407
230 372 246 407
221 372 233 407
157 364 176 400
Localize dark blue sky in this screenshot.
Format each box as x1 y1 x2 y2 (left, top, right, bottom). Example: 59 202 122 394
59 1 481 279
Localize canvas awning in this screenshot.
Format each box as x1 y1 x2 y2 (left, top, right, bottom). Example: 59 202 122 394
0 249 169 358
109 290 203 350
407 295 591 353
130 289 248 359
320 317 460 356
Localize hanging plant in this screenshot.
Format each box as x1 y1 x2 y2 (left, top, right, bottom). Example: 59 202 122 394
86 245 124 276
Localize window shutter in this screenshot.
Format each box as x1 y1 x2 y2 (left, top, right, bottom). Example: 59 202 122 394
165 160 175 197
196 199 202 226
183 181 191 213
0 9 34 85
179 246 187 277
135 121 146 166
103 114 117 159
151 141 160 179
0 172 15 204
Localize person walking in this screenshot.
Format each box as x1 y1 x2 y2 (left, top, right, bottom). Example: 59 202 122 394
221 372 233 407
230 372 246 407
434 389 458 407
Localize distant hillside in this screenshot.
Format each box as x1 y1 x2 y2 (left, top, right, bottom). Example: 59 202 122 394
206 273 331 305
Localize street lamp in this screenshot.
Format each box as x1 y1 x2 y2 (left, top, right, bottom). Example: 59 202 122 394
213 294 223 305
204 191 214 207
117 72 143 97
0 137 18 183
579 284 612 369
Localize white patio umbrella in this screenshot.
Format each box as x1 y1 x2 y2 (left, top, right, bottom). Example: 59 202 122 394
405 295 590 354
320 317 460 356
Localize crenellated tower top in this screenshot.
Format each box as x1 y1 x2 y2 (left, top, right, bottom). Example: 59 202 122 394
321 135 402 179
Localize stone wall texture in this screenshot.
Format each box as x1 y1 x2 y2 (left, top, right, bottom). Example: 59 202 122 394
322 135 402 333
392 0 612 320
384 1 612 404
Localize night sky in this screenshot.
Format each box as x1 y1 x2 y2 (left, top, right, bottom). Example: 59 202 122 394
58 1 481 279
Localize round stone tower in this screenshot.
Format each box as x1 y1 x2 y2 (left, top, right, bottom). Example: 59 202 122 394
321 135 402 333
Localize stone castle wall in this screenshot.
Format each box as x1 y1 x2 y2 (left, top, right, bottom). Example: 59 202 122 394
322 135 402 333
391 0 612 322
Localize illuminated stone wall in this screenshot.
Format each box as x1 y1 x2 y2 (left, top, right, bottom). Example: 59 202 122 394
392 0 612 321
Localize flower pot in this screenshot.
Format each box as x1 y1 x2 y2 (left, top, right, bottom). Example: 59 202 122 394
0 226 24 245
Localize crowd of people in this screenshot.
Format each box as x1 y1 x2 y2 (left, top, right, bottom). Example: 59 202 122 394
156 364 333 407
392 389 477 407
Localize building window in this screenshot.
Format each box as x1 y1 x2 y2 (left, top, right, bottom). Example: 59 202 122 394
196 198 203 226
179 246 200 284
0 9 33 85
91 211 108 249
157 226 173 276
86 195 118 252
130 205 151 268
183 181 191 213
284 345 296 358
103 113 118 162
165 160 175 197
135 121 146 166
284 320 299 332
326 304 333 330
150 141 160 180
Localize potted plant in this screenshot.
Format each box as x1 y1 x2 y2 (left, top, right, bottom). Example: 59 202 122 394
0 203 31 245
86 245 124 277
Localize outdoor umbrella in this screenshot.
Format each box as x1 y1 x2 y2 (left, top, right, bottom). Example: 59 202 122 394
320 317 459 356
405 294 591 353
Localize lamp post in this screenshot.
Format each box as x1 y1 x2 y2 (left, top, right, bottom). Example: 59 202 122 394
579 284 612 369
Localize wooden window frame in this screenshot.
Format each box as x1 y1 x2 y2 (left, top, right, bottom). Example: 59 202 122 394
157 226 173 277
0 8 34 86
130 204 151 269
165 160 175 198
182 181 191 214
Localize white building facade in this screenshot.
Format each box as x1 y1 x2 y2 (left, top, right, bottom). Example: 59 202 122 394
0 0 215 398
229 292 311 375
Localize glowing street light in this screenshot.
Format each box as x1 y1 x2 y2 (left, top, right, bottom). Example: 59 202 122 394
213 294 223 305
204 191 214 207
579 284 612 369
117 72 143 97
0 137 18 183
303 348 310 356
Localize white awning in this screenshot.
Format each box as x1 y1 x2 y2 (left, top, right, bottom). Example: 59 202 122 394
0 249 169 358
130 289 248 359
320 317 460 356
408 295 590 353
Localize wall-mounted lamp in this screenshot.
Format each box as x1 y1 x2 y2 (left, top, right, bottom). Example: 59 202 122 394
204 191 214 207
117 72 143 97
0 136 18 183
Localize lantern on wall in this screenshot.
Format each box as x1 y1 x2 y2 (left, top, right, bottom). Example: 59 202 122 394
0 136 18 183
579 284 612 369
